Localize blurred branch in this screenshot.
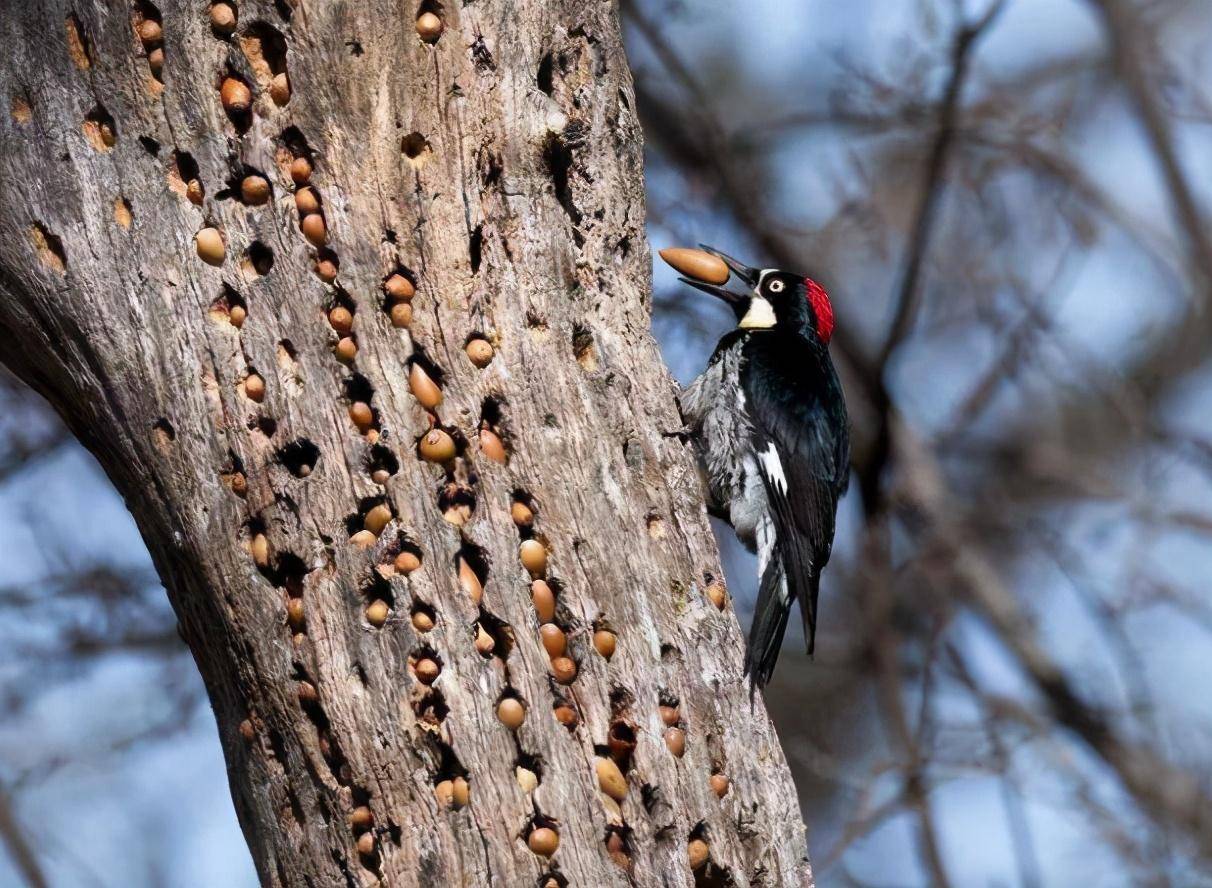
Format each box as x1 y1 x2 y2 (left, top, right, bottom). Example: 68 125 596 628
0 785 47 888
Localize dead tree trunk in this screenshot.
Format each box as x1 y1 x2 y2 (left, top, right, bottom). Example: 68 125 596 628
0 1 811 885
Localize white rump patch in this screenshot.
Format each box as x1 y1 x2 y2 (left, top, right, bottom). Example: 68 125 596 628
759 443 787 495
739 296 776 329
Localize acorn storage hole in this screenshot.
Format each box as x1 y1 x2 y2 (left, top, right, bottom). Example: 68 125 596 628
368 445 399 484
416 689 448 727
476 609 514 660
410 601 436 633
244 240 274 276
391 537 423 575
572 324 598 371
277 438 319 478
409 646 442 685
455 545 488 605
209 285 246 327
239 21 289 105
170 151 203 203
439 482 476 527
515 753 542 792
362 574 395 628
83 104 117 151
408 356 445 411
478 397 508 465
65 14 93 69
400 132 432 165
219 69 253 132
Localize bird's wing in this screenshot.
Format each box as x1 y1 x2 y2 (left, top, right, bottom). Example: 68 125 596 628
742 335 849 654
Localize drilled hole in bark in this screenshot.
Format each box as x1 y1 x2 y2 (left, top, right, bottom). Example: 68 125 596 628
608 686 634 718
360 572 395 609
273 0 292 21
244 241 274 275
250 415 277 438
607 720 636 769
114 197 133 228
468 224 483 273
83 104 117 151
455 544 488 600
240 21 288 82
219 68 253 132
367 445 399 484
572 324 598 371
438 482 476 527
476 609 514 660
536 50 554 96
152 418 175 450
414 689 448 728
169 151 202 202
542 133 580 225
278 438 319 477
605 826 633 871
400 132 431 166
30 223 67 273
65 14 93 68
552 698 579 731
138 135 160 155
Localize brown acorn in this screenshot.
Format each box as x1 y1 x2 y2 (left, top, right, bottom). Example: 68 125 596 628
290 156 312 184
550 656 577 685
244 372 265 402
593 629 617 660
186 178 204 205
136 19 163 47
659 247 729 285
516 766 538 793
434 780 454 807
147 47 164 78
365 599 389 627
527 827 559 857
334 337 357 363
328 305 353 333
195 227 225 265
607 721 636 763
315 257 338 282
411 609 435 632
664 726 686 758
595 757 627 801
519 539 547 575
297 680 318 705
687 838 709 871
511 501 534 527
269 72 290 106
497 697 525 729
458 557 483 605
356 832 376 856
416 11 443 42
705 581 727 610
539 623 566 659
220 77 252 114
659 704 680 727
553 703 578 729
465 338 493 368
384 273 415 301
229 304 247 328
395 550 421 573
419 429 456 463
451 776 469 808
390 303 413 328
479 428 506 463
349 401 374 432
414 657 440 684
349 529 377 549
286 598 305 631
300 212 327 246
295 186 320 215
241 175 270 205
710 773 730 798
251 532 269 567
474 623 495 655
348 806 373 832
210 3 237 34
364 503 393 535
408 363 442 409
530 580 556 622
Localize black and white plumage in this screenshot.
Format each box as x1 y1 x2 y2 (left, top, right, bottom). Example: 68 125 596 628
674 247 849 689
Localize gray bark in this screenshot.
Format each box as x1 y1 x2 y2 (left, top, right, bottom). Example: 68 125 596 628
0 1 812 885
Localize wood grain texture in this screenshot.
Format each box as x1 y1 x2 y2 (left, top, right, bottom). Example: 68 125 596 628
0 1 812 885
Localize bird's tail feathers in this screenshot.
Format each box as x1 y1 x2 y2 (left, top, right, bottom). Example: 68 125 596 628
745 557 791 698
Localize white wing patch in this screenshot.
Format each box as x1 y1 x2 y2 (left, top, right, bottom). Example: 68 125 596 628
759 442 787 496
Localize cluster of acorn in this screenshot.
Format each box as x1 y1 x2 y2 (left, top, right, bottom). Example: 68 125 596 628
384 270 414 328
350 500 394 549
511 504 580 684
134 10 164 81
347 805 377 858
328 301 357 364
288 154 329 250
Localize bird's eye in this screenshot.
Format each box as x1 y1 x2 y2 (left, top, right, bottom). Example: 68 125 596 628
768 279 785 293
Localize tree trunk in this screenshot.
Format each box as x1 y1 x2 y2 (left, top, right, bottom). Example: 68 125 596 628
0 1 811 885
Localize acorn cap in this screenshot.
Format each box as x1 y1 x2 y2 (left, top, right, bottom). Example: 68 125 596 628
659 247 729 285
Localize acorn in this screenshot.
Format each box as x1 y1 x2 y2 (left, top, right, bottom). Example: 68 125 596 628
593 629 617 660
606 830 629 866
539 623 566 658
451 776 469 808
705 581 727 610
390 303 413 328
186 178 204 205
383 273 414 300
349 401 374 432
356 832 376 856
239 718 256 741
553 703 578 729
659 247 729 285
434 780 454 807
419 429 456 463
710 773 730 798
210 3 237 34
608 722 636 763
411 609 434 632
335 337 357 363
220 77 251 114
349 529 377 549
136 19 163 47
465 338 493 368
364 503 392 535
286 598 305 631
527 827 559 857
290 156 312 184
550 656 577 684
315 257 338 282
659 704 680 727
195 227 225 265
687 838 709 871
244 372 265 402
414 657 440 684
269 72 290 105
148 47 164 77
371 469 392 486
297 680 318 704
458 557 483 604
251 532 269 567
497 697 525 729
301 212 327 246
664 726 686 757
230 471 248 496
595 757 627 801
395 550 421 573
416 11 443 42
328 305 353 333
519 539 547 575
408 363 442 409
602 795 624 827
516 766 538 793
295 186 320 215
97 121 117 148
511 501 534 527
479 428 506 463
366 599 389 627
348 806 373 832
241 175 270 205
474 623 495 655
529 581 556 623
229 304 247 328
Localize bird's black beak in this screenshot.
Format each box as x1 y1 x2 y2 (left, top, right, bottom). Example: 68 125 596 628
677 245 760 305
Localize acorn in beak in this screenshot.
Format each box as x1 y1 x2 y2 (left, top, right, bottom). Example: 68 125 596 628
659 245 759 304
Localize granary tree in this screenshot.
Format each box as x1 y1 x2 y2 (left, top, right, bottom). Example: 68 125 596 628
0 1 811 885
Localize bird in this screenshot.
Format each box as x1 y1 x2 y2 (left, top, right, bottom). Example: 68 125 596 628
665 245 850 689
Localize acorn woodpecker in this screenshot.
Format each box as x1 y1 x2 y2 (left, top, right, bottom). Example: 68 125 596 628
667 246 850 689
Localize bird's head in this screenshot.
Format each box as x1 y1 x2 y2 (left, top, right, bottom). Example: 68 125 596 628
661 245 834 344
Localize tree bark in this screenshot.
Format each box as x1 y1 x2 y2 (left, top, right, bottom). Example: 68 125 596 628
0 1 811 885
